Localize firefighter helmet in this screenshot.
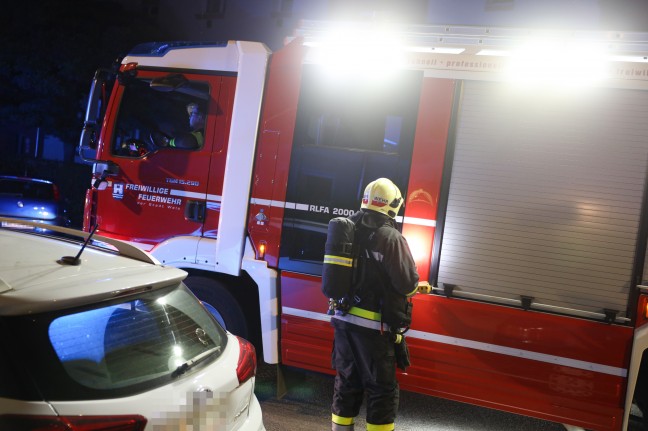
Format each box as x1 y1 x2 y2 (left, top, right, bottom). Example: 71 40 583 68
361 178 403 218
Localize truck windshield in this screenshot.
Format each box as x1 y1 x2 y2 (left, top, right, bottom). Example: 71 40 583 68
111 76 210 158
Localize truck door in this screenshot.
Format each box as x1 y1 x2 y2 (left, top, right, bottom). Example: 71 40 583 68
94 70 233 248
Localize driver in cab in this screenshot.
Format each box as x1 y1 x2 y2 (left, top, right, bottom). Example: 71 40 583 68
153 102 205 150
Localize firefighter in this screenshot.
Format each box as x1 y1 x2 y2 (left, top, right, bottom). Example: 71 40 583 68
330 177 419 431
152 102 205 149
183 102 205 147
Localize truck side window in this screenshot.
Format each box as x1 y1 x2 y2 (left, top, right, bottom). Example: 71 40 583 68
111 78 210 158
278 66 422 275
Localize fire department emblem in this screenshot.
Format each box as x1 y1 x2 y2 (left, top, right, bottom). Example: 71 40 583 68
113 183 124 200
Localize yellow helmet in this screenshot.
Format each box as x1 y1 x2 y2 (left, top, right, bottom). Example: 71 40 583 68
361 178 403 218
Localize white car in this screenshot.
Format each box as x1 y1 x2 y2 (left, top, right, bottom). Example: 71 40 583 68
0 218 265 431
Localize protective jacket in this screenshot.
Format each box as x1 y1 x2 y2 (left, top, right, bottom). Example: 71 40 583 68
331 209 419 332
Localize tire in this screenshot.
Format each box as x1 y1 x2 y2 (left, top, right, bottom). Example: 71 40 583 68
184 275 249 339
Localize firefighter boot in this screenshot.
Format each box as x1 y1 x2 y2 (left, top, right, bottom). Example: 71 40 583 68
332 414 355 431
366 422 395 431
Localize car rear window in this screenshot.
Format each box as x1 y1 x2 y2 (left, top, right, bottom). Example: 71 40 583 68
0 179 54 200
0 328 41 400
2 284 227 400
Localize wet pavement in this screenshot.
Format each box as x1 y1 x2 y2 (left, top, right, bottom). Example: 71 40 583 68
254 362 566 431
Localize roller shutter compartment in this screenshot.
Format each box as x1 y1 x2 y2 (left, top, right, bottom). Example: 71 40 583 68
438 80 648 320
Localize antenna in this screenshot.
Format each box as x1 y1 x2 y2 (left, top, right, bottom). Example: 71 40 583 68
58 224 100 266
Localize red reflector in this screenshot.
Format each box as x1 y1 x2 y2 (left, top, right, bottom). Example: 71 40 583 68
236 336 257 384
0 414 147 431
52 184 61 202
123 62 138 72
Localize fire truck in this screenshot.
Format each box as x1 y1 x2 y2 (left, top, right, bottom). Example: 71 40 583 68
78 21 648 431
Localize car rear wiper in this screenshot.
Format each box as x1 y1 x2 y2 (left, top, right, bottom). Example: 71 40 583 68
172 346 221 377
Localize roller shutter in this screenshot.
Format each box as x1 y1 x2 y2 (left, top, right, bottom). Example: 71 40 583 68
438 80 648 320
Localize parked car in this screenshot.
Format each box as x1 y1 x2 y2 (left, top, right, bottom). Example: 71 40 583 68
0 175 70 228
0 218 265 431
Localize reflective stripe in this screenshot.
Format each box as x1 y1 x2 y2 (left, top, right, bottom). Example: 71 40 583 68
332 313 390 332
348 306 381 321
367 423 394 431
284 307 628 377
251 198 436 227
324 254 353 267
332 414 355 425
194 131 204 148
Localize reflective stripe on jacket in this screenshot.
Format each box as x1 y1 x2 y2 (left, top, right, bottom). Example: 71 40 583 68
332 306 391 332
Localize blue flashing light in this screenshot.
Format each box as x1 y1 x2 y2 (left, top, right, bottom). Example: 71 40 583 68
129 41 228 57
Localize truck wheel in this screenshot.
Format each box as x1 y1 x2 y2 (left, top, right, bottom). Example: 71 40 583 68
184 275 249 339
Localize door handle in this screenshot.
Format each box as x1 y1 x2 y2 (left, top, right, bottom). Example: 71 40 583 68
185 200 206 222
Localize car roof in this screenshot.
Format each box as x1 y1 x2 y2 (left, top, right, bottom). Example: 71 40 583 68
0 175 54 185
0 220 187 316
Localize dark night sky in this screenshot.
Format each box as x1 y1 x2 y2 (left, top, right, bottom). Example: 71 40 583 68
1 0 647 226
2 0 648 149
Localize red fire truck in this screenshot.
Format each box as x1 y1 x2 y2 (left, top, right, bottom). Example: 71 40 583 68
78 21 648 430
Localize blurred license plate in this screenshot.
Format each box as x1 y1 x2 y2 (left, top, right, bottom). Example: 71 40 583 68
1 221 35 229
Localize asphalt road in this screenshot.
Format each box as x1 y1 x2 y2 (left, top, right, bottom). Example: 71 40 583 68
254 362 567 431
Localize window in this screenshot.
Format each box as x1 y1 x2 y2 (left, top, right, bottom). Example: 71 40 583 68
111 77 210 157
0 323 39 400
294 67 408 153
48 286 226 390
0 179 54 200
278 66 422 275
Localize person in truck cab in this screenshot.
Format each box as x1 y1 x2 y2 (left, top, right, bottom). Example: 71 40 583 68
152 102 205 149
330 177 419 431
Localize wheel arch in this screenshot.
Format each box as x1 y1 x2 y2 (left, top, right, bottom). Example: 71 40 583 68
183 268 264 359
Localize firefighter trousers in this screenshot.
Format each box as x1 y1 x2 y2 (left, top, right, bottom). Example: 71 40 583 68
331 323 398 430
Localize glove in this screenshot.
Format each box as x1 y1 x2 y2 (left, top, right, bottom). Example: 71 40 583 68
150 130 171 147
394 336 410 371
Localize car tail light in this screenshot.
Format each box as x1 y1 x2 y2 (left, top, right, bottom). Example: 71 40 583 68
52 184 61 202
0 414 147 431
236 336 257 384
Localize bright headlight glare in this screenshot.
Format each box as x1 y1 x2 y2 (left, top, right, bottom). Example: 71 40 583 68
306 24 405 80
505 39 607 87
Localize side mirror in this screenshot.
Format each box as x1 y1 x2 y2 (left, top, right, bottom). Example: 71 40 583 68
78 124 100 164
